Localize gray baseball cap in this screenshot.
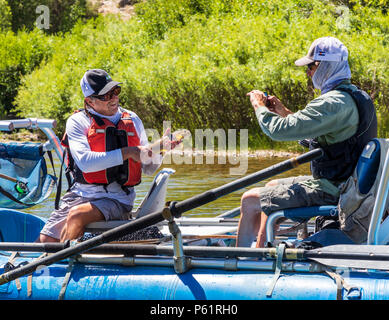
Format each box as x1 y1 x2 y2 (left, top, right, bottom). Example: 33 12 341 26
80 69 121 97
295 37 349 66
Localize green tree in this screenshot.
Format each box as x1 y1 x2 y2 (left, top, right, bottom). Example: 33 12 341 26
0 0 12 31
0 30 54 119
7 0 96 34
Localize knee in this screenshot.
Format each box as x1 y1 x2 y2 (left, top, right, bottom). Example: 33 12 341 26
66 207 83 227
265 179 278 187
240 189 261 215
241 189 261 204
38 234 59 243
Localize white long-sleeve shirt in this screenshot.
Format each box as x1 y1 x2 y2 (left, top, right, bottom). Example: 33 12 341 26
66 107 161 206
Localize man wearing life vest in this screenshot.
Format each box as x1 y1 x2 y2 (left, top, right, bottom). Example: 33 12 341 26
236 37 377 248
38 69 178 243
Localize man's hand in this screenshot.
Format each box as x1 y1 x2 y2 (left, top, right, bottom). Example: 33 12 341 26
161 128 185 153
267 96 293 117
148 128 184 155
247 89 293 118
121 146 152 163
247 90 268 110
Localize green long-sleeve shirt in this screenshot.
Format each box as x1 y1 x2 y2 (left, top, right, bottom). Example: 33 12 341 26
255 81 359 196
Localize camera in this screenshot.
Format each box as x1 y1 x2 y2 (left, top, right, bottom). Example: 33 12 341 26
264 92 271 107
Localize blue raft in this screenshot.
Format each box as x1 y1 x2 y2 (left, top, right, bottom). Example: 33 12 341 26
0 207 388 300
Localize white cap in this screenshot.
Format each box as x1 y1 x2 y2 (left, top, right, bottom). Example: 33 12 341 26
295 36 348 66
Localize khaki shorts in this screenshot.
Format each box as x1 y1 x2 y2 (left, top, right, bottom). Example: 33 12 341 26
258 176 339 216
40 192 133 240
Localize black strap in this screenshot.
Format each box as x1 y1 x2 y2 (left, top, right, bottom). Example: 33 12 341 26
88 112 106 127
0 186 29 206
121 185 131 195
55 149 68 210
46 150 57 179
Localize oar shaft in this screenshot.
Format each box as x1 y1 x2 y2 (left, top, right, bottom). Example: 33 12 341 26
305 251 389 261
0 242 295 258
0 242 66 252
215 148 323 196
4 242 389 262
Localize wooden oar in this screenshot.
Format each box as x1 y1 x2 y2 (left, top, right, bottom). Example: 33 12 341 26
0 148 323 285
1 243 389 270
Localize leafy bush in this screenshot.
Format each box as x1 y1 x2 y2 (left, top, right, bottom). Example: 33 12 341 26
11 0 389 150
0 0 12 31
13 16 144 131
7 0 96 34
349 0 389 11
0 29 55 119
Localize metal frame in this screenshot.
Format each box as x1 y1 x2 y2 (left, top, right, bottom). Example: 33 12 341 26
76 254 326 273
0 118 64 164
368 147 389 244
266 211 286 244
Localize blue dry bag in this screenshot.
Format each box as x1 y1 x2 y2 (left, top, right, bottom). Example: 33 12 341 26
0 141 57 209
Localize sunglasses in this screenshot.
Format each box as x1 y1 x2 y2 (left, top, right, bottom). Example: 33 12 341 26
92 86 121 101
307 62 318 71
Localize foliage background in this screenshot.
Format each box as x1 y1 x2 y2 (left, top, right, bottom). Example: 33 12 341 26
1 0 389 150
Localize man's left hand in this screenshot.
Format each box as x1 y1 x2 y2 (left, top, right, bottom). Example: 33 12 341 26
160 128 183 153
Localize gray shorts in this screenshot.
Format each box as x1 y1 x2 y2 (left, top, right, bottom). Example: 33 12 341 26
258 176 339 216
40 192 133 240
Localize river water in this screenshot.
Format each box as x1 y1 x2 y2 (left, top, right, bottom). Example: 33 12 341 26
24 154 310 220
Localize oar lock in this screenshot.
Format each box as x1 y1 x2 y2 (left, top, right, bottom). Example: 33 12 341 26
162 204 174 222
162 201 189 274
161 201 179 222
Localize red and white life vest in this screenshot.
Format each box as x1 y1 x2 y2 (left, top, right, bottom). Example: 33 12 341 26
61 109 142 187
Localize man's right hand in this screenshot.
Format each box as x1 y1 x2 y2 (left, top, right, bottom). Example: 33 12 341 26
267 96 293 118
121 146 152 163
247 90 293 117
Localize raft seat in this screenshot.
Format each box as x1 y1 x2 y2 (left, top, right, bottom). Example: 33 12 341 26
265 205 338 243
0 209 45 242
85 168 175 233
266 139 382 245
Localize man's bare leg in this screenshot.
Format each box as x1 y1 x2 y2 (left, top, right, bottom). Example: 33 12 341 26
236 188 262 247
255 212 269 248
37 234 60 243
236 180 280 248
60 202 104 242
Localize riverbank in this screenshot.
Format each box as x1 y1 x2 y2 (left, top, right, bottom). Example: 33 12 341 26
0 130 300 158
167 149 300 158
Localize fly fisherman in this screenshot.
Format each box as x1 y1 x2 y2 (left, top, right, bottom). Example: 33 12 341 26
236 36 377 248
38 69 180 243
